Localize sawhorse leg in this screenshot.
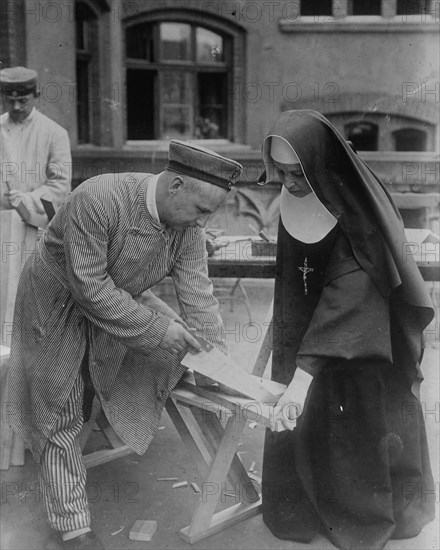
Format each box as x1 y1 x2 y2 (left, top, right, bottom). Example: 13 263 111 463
80 397 133 469
166 397 261 544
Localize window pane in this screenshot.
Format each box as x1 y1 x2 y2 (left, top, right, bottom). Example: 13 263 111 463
397 0 429 14
162 107 192 139
162 72 191 103
160 23 191 61
126 24 154 61
160 72 192 139
347 0 381 15
75 2 95 50
196 28 224 63
76 60 90 144
300 0 333 16
197 73 226 138
126 69 156 139
345 122 378 151
393 128 427 151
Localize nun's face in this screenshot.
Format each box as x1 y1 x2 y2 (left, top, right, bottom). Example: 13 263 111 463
273 160 312 198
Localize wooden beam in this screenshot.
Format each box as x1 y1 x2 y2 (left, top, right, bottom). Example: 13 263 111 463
181 347 284 402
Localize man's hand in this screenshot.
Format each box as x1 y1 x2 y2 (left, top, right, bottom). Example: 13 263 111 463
5 189 31 209
159 320 202 355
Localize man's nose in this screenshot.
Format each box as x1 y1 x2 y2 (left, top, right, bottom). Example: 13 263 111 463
12 101 22 110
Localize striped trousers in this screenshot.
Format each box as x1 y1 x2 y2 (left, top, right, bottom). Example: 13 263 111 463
38 372 90 532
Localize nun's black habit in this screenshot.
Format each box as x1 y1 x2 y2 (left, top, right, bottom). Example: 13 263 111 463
260 110 435 550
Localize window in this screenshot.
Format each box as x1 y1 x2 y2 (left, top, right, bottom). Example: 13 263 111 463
396 0 430 14
347 0 382 15
345 122 378 151
126 21 231 140
300 0 332 16
75 2 98 144
393 128 428 151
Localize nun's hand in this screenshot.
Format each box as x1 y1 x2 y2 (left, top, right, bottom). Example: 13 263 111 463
270 389 303 432
270 368 313 432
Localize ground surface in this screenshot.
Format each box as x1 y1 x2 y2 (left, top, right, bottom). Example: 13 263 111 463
1 280 438 550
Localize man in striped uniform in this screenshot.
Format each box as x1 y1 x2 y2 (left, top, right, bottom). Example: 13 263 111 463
7 140 243 549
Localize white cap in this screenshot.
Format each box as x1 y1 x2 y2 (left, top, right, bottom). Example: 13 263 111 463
270 137 300 164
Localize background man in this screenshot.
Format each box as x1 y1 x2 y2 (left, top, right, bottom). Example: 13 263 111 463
7 140 242 550
0 66 71 216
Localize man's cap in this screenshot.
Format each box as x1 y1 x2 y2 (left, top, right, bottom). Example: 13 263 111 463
167 140 243 191
0 66 38 97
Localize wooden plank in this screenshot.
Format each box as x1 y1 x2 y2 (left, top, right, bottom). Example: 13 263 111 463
79 397 101 450
10 433 25 466
173 382 285 431
83 445 132 469
166 399 212 477
0 211 38 348
181 348 283 402
184 414 248 538
0 374 13 470
96 409 126 449
180 500 262 544
0 424 13 470
191 409 259 503
249 299 273 377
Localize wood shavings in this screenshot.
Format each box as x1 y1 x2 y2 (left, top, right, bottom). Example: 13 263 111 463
172 481 188 488
190 482 201 493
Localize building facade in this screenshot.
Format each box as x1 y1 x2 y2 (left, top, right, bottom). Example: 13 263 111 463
1 0 439 233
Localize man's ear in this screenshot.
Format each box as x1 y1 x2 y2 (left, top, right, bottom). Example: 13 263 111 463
169 176 184 196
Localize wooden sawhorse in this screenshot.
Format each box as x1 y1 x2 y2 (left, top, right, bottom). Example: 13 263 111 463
166 304 275 544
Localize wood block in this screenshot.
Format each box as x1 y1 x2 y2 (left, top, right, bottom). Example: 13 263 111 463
129 520 157 541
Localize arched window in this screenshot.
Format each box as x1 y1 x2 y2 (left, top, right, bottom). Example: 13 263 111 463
75 2 99 144
125 20 232 140
345 122 379 151
393 128 428 151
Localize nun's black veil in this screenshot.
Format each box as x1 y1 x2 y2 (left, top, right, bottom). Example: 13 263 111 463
262 109 433 387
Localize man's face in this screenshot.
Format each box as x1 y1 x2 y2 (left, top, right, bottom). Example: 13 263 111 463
273 160 313 198
164 177 228 232
3 93 37 122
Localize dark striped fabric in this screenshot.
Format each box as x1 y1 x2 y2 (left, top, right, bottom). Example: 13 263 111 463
7 172 226 461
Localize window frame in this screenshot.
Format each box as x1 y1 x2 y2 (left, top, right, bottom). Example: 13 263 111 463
124 10 245 144
75 1 101 145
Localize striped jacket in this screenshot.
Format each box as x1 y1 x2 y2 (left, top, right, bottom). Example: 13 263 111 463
7 173 225 460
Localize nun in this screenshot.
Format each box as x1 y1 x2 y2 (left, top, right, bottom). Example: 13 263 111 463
259 110 435 550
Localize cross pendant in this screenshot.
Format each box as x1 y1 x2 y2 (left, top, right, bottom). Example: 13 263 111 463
298 257 314 295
